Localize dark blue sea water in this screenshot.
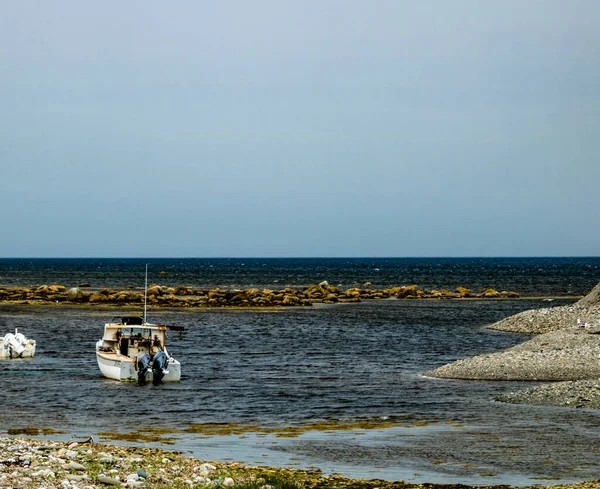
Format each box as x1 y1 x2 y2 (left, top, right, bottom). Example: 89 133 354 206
1 257 599 295
0 258 599 485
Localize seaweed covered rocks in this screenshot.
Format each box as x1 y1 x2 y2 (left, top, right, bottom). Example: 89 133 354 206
0 283 523 308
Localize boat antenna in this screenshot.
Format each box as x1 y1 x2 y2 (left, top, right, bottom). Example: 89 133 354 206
144 263 148 324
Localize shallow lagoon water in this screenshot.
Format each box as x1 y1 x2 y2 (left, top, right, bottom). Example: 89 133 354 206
1 299 600 486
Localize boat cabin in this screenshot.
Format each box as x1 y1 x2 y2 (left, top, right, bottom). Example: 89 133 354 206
100 316 167 359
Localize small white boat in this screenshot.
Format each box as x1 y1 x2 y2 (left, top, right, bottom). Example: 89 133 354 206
0 329 36 359
96 315 182 384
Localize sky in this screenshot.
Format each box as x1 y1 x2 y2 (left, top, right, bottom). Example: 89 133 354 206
1 1 599 257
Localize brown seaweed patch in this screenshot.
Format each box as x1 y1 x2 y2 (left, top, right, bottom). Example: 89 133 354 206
184 423 266 436
98 429 177 444
410 421 436 427
7 426 66 436
184 420 400 438
7 427 42 436
137 426 180 435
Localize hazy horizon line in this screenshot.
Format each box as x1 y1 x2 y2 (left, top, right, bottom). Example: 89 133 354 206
1 256 598 260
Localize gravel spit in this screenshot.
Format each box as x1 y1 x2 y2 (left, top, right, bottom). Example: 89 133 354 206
425 283 600 408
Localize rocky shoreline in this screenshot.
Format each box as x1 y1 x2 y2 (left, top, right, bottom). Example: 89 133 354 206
425 326 600 381
0 283 527 309
496 379 600 409
1 435 599 489
488 303 600 334
426 283 600 409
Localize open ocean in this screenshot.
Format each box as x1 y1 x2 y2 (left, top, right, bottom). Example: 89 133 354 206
0 257 599 295
1 257 599 486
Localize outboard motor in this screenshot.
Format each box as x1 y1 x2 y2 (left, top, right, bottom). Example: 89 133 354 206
137 352 151 385
151 350 168 385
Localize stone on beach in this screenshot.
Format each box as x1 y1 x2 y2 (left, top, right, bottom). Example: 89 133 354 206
65 473 86 481
98 474 121 485
65 460 86 471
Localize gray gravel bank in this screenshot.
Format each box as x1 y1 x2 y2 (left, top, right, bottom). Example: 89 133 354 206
488 303 600 334
425 327 600 381
426 283 600 408
489 283 600 335
497 379 600 409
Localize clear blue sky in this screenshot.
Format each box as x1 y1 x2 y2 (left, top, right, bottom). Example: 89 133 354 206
1 1 598 257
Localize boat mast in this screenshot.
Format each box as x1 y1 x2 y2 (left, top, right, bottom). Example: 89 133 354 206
144 263 148 324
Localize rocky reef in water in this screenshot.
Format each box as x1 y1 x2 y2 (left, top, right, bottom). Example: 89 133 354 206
0 282 522 308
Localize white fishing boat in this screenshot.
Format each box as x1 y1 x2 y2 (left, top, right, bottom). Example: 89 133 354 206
95 266 182 384
95 315 182 384
0 329 36 359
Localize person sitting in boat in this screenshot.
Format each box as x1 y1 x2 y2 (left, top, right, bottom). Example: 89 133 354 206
152 335 163 349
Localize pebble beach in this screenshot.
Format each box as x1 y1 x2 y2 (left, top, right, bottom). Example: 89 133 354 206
2 435 600 489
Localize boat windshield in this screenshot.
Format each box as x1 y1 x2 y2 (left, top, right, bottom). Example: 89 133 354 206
118 327 153 338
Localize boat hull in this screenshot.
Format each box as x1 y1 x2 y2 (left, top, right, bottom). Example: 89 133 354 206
0 339 36 359
96 351 181 382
